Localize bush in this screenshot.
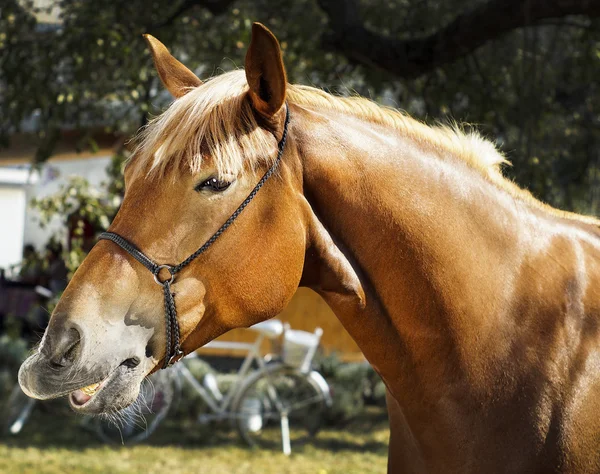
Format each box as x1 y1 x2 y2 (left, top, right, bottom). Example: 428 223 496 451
0 335 29 372
0 335 29 400
170 353 386 427
172 357 216 419
313 352 386 425
0 368 15 400
183 356 216 380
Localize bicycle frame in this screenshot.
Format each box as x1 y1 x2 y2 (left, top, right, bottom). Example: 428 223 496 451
170 323 329 455
175 331 273 418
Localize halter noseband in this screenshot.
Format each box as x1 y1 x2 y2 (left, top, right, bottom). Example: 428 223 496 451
98 105 290 369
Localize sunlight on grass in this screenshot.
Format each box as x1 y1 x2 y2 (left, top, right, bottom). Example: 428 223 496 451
0 444 387 474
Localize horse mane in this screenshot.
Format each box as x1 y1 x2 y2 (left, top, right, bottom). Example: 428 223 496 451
131 69 600 227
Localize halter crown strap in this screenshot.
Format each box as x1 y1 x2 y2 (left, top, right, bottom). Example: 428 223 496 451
98 105 290 369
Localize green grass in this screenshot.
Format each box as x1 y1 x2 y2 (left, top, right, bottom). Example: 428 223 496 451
0 399 389 474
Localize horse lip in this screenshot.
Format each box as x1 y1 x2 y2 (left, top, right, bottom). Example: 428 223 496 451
67 364 135 414
19 352 113 401
69 372 115 410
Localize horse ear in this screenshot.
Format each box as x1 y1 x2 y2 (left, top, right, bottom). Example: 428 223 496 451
245 23 287 118
143 34 202 98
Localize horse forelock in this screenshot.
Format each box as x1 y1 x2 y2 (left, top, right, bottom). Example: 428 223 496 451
129 70 277 182
128 70 508 182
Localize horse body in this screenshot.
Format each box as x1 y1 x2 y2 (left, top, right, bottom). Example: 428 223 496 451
294 105 600 472
18 23 600 473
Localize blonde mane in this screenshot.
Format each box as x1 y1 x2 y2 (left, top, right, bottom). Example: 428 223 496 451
132 69 599 227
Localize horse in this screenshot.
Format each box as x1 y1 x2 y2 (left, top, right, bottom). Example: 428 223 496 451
18 22 600 473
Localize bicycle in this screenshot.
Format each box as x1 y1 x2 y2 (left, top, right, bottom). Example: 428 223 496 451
4 383 37 436
94 319 332 454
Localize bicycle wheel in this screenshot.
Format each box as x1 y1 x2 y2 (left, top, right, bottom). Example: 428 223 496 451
232 363 327 450
3 384 36 435
94 369 176 444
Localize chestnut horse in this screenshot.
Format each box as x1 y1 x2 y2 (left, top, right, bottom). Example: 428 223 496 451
19 23 600 473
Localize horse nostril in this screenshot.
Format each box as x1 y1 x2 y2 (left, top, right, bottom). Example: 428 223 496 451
47 327 82 368
120 357 140 369
145 345 153 359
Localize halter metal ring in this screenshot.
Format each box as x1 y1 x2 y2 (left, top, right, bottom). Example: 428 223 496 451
153 265 175 285
167 349 184 367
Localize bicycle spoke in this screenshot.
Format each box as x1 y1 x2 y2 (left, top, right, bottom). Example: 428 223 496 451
284 394 325 413
233 364 327 452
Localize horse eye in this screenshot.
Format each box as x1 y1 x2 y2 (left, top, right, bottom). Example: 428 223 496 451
195 177 232 193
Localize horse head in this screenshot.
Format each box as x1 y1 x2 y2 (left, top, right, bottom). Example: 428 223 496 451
19 23 327 414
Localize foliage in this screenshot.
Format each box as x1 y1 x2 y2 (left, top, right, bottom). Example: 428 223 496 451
0 334 29 373
0 369 13 399
0 332 27 401
3 1 599 213
28 153 126 275
0 316 36 397
314 352 386 424
173 353 385 424
169 352 385 425
173 357 215 417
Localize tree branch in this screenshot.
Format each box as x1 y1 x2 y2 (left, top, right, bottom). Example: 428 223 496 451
150 0 237 32
317 0 600 79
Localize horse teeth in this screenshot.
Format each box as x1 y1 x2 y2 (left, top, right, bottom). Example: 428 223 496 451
80 383 100 396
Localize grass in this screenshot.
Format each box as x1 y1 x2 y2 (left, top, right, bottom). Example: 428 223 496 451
0 398 389 474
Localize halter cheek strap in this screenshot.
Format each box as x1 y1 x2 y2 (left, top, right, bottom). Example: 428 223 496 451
98 105 290 369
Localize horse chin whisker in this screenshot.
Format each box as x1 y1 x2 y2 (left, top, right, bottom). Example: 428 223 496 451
98 379 151 436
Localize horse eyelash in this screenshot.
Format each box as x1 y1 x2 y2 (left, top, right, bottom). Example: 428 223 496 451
194 177 233 192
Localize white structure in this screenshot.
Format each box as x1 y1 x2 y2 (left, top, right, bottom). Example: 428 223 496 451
0 168 35 269
0 156 111 271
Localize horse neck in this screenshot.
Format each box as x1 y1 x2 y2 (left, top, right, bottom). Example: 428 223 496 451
293 104 559 400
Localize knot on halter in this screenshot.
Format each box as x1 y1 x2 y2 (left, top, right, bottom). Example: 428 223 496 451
97 105 290 369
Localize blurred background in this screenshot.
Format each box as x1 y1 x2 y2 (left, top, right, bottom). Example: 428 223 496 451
0 0 599 472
